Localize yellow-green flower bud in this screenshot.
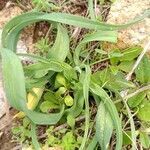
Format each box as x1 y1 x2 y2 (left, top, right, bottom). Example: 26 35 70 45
55 87 67 97
55 73 67 87
64 95 74 106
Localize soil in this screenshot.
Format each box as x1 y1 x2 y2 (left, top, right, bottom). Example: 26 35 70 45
0 0 8 10
0 109 19 150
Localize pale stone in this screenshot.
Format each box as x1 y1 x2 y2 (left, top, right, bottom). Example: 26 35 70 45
107 0 150 49
0 4 22 28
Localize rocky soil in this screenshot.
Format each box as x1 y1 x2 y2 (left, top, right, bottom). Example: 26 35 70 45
0 0 149 149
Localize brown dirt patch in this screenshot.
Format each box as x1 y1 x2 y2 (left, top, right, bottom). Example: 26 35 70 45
0 109 19 150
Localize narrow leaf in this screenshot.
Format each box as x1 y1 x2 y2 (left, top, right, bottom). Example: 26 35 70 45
2 10 149 51
80 65 91 150
31 123 41 150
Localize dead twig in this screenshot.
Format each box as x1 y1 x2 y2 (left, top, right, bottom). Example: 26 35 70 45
121 40 150 98
54 115 85 132
125 84 150 100
4 92 10 122
38 115 85 139
39 109 97 139
119 41 150 150
126 41 150 81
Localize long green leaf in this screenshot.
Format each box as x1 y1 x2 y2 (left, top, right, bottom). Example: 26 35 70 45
96 102 113 150
17 53 77 81
90 82 123 150
87 135 97 150
25 106 64 125
88 0 96 20
2 10 149 51
31 123 41 150
80 65 91 150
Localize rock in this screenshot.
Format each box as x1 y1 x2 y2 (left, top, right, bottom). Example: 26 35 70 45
0 2 34 53
0 66 5 119
106 0 150 50
0 29 5 118
0 2 23 28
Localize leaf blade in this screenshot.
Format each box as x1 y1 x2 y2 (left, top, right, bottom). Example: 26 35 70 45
96 102 113 150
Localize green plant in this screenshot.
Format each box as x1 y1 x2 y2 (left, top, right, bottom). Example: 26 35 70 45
11 118 31 145
32 0 59 11
1 9 150 150
35 37 50 55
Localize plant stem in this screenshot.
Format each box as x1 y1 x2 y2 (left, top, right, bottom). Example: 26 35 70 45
90 57 109 66
124 85 150 100
119 41 150 150
126 41 150 81
88 0 96 20
39 110 97 139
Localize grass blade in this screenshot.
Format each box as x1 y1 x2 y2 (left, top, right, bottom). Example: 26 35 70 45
122 98 137 150
88 0 96 20
31 123 41 150
80 65 91 150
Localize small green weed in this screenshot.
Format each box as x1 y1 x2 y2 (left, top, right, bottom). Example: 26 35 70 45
32 0 60 11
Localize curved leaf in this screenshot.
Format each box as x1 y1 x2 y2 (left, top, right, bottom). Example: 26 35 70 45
74 30 118 65
2 10 149 51
1 48 65 125
48 24 69 61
